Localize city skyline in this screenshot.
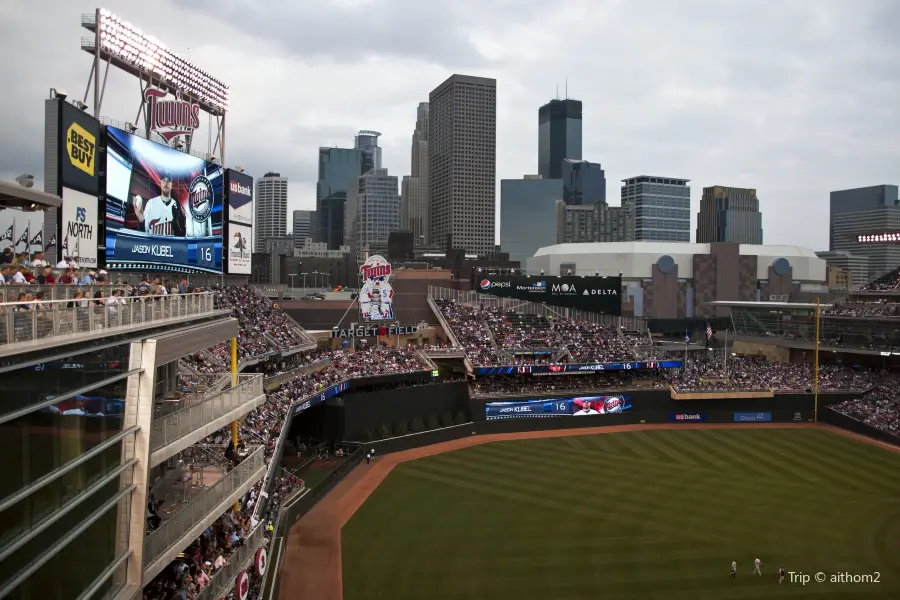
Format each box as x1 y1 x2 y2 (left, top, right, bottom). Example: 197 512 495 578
2 1 899 252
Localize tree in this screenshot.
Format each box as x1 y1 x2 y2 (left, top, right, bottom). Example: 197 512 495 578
426 414 440 430
394 420 408 437
454 411 467 425
410 417 425 433
376 424 391 440
440 411 454 428
358 427 374 442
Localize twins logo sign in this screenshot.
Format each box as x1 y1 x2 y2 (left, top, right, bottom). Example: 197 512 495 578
359 255 394 321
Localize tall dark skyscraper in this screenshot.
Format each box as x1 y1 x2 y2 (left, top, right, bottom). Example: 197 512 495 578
428 74 497 254
538 99 582 180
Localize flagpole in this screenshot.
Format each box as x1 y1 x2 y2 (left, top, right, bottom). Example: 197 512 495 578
814 298 820 423
724 328 728 376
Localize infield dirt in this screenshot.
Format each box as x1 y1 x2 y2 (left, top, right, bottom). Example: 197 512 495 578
276 422 882 600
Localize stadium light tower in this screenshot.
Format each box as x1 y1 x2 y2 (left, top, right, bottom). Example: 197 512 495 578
79 8 229 161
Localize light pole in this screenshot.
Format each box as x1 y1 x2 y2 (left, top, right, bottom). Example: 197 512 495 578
300 272 308 296
312 271 320 290
288 273 297 296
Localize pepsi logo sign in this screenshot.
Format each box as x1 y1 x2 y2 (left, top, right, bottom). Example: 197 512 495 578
480 279 491 290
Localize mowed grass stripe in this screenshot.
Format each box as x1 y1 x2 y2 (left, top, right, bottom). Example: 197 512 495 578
398 462 729 544
430 439 859 515
342 429 900 600
769 430 900 494
401 442 868 547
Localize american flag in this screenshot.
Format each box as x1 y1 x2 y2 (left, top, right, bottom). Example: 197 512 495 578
706 323 713 340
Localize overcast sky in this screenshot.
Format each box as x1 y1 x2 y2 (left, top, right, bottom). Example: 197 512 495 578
1 0 898 251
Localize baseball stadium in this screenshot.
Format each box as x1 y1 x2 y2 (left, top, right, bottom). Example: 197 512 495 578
3 8 900 600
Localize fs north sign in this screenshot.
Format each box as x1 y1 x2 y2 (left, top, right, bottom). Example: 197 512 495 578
144 88 201 142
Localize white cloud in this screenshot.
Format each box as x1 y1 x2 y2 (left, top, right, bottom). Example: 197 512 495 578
1 0 898 251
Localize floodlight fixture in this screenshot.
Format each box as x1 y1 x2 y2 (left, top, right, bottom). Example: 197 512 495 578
83 9 229 114
50 88 66 101
73 100 88 110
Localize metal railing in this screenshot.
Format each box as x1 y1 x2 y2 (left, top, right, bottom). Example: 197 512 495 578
195 524 268 600
0 292 216 349
0 283 129 303
142 446 266 571
265 359 332 390
150 374 264 454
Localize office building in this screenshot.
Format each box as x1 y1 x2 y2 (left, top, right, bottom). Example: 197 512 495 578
696 185 763 244
499 176 563 263
621 175 691 242
315 131 382 250
538 99 582 180
556 201 633 245
428 74 497 254
316 147 362 250
346 168 401 251
292 210 313 248
254 172 288 252
816 250 869 290
355 130 383 174
401 103 430 245
562 159 606 205
830 185 900 282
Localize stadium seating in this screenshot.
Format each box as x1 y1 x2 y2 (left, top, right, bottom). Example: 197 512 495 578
433 298 644 366
859 265 900 292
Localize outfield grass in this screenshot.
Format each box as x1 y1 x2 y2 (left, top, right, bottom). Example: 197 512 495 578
341 428 900 599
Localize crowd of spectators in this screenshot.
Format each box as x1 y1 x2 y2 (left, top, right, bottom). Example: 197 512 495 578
859 267 900 292
432 300 500 365
824 300 900 318
434 299 644 366
330 345 429 378
470 372 669 396
830 386 900 438
665 356 874 392
144 469 301 600
181 286 314 371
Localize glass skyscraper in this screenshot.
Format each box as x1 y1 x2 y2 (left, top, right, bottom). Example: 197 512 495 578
622 175 691 242
830 184 900 282
316 131 382 250
538 99 582 180
561 159 606 206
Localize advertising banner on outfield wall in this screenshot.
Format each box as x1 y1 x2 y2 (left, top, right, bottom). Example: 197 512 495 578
476 275 622 316
733 412 772 422
485 395 631 420
668 413 707 422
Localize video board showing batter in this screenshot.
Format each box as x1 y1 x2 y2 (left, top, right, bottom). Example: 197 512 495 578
485 395 632 420
105 126 223 273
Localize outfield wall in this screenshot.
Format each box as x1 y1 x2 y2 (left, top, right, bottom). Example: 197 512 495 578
285 380 863 452
819 407 900 447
